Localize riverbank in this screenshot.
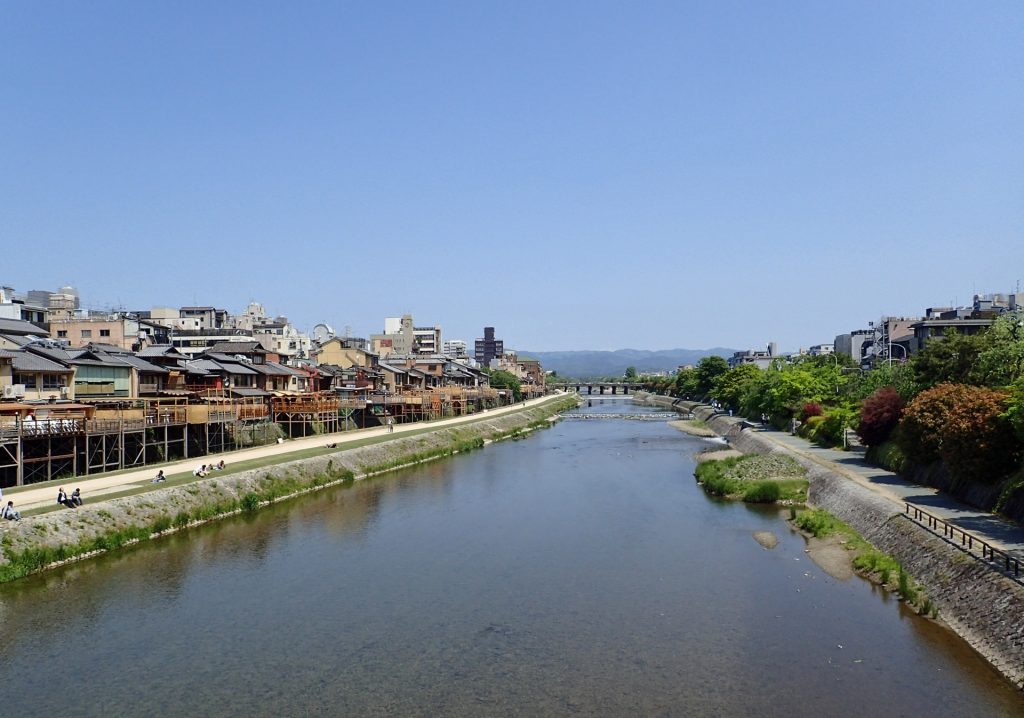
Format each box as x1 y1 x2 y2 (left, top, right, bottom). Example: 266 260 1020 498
636 392 1024 689
0 395 579 583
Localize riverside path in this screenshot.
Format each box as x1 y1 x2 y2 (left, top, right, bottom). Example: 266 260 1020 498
711 411 1024 559
1 394 568 515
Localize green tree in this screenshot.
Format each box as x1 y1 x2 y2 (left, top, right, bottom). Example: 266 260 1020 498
712 364 762 412
910 329 988 389
624 366 638 381
973 312 1024 387
693 356 729 397
487 369 523 401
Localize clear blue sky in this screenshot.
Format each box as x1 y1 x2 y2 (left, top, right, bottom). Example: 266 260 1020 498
3 2 1022 352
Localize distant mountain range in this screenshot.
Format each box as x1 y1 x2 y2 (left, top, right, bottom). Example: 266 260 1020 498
518 348 737 380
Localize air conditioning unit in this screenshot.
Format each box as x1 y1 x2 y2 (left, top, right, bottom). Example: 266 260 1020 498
60 387 69 398
13 384 26 398
1 386 14 399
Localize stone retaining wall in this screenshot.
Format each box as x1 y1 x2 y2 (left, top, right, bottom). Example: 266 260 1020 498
635 392 1024 688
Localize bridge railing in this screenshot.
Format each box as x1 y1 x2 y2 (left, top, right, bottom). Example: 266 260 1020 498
905 503 1020 579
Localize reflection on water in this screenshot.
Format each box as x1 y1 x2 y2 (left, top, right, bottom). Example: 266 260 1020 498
1 402 1021 717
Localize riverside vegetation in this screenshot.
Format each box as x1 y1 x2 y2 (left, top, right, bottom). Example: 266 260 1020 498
646 311 1024 522
694 448 935 617
791 507 938 619
0 396 578 583
694 453 808 504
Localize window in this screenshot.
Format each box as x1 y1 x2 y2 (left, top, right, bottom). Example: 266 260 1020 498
100 329 111 337
81 330 92 339
42 374 66 390
13 372 37 389
57 330 68 338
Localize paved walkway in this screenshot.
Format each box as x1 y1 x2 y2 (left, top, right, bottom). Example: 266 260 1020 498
723 417 1024 559
3 394 566 514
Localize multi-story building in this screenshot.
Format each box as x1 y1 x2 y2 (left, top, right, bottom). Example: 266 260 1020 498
474 327 503 367
728 342 777 369
443 340 469 360
0 285 78 324
834 330 874 364
48 314 169 351
371 314 442 358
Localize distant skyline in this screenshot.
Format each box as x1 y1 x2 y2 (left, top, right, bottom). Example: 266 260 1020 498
3 2 1022 352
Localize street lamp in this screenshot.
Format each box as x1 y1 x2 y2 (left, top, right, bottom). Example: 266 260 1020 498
887 342 907 366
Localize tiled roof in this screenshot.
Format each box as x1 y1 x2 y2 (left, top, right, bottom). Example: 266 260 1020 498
0 318 46 335
115 354 168 374
11 351 73 373
206 341 266 355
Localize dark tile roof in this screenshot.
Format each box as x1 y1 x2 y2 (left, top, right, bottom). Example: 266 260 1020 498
229 387 271 397
0 318 47 335
139 345 188 358
11 351 73 373
206 341 267 355
115 354 168 374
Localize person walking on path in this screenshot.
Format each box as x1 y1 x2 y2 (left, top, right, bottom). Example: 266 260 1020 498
387 416 394 433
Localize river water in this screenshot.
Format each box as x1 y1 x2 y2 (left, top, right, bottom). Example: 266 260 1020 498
1 399 1021 716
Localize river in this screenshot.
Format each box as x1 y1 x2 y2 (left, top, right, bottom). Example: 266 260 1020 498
1 398 1020 716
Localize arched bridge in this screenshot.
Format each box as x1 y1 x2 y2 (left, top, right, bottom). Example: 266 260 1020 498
548 382 645 395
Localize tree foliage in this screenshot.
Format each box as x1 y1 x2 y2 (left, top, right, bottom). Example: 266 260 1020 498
909 330 987 389
898 383 1018 483
712 364 762 410
856 387 904 447
486 369 523 401
693 356 729 398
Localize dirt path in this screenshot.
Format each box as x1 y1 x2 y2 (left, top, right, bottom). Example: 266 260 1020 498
6 394 568 512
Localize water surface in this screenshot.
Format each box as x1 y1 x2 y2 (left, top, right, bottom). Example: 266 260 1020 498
1 399 1020 716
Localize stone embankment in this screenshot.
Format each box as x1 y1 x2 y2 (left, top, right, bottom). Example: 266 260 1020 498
636 392 1024 689
0 397 578 584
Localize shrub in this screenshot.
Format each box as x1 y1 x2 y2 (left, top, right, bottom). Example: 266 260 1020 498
742 481 781 503
801 415 827 440
857 387 905 447
899 383 1019 483
801 402 823 420
867 440 907 473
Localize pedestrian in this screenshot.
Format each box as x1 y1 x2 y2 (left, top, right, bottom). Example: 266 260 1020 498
71 488 83 507
152 470 166 483
2 500 20 521
386 416 394 433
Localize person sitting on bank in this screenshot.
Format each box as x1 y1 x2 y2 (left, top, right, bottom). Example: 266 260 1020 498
193 465 207 478
57 487 76 509
71 488 83 507
2 500 21 521
216 460 225 470
152 470 166 483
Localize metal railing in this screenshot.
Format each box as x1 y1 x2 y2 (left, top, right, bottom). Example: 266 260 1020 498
905 503 1021 578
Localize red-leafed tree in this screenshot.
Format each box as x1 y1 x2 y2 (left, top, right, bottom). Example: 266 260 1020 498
801 402 823 420
857 387 904 447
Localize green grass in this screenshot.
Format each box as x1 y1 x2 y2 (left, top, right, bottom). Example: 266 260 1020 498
792 508 934 616
695 455 808 504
